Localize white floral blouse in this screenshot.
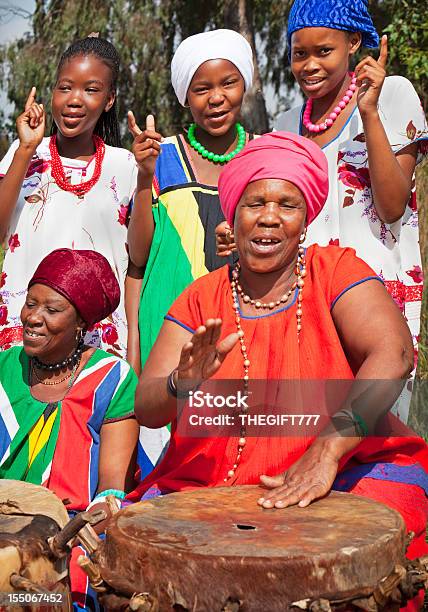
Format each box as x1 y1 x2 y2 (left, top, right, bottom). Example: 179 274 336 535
277 76 428 357
0 137 137 358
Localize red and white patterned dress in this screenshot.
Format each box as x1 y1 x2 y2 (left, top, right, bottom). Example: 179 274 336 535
0 137 137 358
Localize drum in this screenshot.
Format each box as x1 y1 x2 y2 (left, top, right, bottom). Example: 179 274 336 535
0 480 71 612
88 486 427 611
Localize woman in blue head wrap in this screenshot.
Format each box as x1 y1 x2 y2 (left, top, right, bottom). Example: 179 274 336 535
272 0 428 427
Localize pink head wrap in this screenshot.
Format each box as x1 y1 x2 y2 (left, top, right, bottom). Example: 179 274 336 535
218 131 329 226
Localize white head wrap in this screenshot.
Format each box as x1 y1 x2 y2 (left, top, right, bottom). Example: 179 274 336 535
171 29 254 107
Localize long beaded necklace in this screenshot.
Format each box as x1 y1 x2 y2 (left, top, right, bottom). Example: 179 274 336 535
224 248 306 482
303 72 357 133
49 134 105 197
187 122 246 163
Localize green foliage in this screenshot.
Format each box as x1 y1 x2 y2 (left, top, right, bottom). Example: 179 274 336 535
0 0 426 139
383 0 428 106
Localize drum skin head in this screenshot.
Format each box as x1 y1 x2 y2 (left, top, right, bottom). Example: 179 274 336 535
0 480 70 604
0 480 69 528
98 487 407 611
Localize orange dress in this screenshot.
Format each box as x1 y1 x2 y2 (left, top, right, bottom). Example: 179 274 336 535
130 245 428 601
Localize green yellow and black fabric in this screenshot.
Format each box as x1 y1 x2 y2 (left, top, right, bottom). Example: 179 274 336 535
139 134 239 366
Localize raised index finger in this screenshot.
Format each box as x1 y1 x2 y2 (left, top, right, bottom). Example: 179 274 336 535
127 110 142 137
25 87 36 111
378 35 388 69
146 114 155 132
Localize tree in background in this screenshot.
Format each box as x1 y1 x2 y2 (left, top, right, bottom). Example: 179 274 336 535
0 0 291 143
1 0 427 143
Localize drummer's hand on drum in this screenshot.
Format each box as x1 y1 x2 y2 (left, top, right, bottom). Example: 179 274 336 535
216 221 236 257
257 443 340 509
176 319 239 391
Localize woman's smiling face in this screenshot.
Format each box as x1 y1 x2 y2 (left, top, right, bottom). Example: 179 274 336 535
21 283 84 363
186 59 245 136
234 179 307 274
51 54 115 139
290 28 361 99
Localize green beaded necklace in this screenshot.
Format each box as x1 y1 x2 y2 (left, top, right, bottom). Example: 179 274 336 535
187 122 246 164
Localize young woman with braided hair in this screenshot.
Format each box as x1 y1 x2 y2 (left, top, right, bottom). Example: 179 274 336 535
0 36 138 360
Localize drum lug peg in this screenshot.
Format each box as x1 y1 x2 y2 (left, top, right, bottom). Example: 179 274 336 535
221 597 242 612
76 523 103 555
9 573 50 594
77 555 107 592
105 494 121 515
128 592 159 611
290 599 332 612
290 600 311 610
405 530 415 553
398 557 428 601
48 509 107 557
372 563 406 608
166 581 189 610
308 599 332 611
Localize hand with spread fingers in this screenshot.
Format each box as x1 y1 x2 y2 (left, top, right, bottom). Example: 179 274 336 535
175 319 238 392
16 87 46 150
257 441 342 509
355 35 388 117
216 221 236 257
128 112 163 180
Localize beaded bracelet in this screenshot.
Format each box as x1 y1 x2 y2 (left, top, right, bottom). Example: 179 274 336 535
332 409 368 439
166 369 195 399
352 412 369 438
94 489 126 501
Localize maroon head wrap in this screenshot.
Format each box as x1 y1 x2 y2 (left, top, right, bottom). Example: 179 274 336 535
218 131 329 226
28 249 120 327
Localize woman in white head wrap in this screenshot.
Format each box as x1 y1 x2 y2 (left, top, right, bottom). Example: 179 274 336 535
127 28 254 368
170 29 254 107
125 29 254 471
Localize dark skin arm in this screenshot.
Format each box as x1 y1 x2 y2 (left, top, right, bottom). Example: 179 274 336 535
258 279 413 509
87 417 139 532
135 319 238 428
127 112 160 267
125 262 144 376
97 417 139 493
0 87 45 241
355 36 417 224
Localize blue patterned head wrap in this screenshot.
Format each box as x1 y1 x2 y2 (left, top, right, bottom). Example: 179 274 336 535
287 0 379 55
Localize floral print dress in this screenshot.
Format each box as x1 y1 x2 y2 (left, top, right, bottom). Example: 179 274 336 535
0 137 137 358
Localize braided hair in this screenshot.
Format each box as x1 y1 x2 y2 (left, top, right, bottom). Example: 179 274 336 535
52 37 121 147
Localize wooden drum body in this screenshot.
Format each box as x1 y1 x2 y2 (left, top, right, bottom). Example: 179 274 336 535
0 480 71 612
93 486 423 611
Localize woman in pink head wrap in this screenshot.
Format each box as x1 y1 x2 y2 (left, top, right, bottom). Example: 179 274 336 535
130 133 428 608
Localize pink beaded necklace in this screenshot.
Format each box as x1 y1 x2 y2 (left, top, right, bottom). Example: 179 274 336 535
303 72 357 133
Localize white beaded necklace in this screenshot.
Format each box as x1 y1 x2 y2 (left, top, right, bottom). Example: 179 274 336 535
224 247 306 482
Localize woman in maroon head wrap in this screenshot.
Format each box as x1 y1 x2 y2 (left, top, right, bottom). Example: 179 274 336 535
0 248 139 518
130 133 428 602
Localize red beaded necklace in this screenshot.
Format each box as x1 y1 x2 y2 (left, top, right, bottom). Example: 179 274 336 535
49 134 105 197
